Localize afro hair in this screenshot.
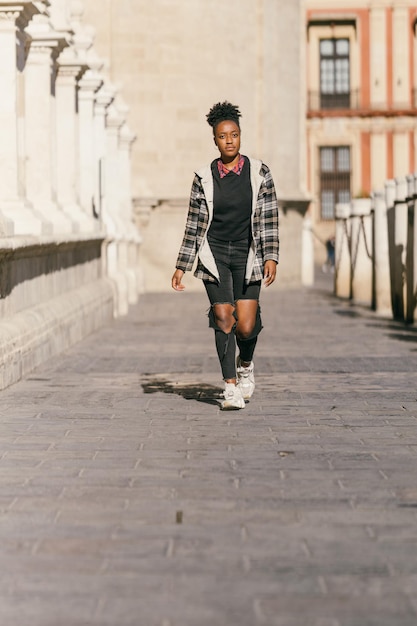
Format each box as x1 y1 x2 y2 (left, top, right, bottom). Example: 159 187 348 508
206 101 241 130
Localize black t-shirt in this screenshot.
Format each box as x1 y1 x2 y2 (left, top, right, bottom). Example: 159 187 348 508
208 157 252 242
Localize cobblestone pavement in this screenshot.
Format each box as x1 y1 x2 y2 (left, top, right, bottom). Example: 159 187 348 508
0 279 417 626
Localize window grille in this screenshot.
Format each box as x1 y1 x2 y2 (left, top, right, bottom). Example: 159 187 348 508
320 38 350 109
319 146 351 220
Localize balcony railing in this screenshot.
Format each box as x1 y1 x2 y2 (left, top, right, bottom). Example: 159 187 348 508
308 90 360 111
308 90 417 113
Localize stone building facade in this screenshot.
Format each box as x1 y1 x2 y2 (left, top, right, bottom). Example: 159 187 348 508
306 0 417 262
0 0 141 388
83 0 311 292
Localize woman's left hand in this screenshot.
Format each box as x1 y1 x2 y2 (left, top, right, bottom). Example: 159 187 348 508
263 260 277 287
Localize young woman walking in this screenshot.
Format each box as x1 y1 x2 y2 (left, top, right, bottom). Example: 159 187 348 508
171 101 279 409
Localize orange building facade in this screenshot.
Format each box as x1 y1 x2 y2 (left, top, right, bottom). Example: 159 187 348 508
305 0 417 257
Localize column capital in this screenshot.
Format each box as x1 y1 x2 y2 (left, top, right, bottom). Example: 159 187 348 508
116 99 129 118
119 124 136 150
84 46 104 75
95 85 115 114
33 1 49 13
78 68 103 99
48 0 71 32
26 14 69 59
0 2 40 30
106 104 125 131
56 45 87 81
68 2 95 63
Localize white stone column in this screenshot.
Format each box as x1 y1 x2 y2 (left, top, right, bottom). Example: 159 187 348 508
385 179 396 319
0 2 47 235
119 122 141 304
118 122 136 222
104 103 124 233
372 191 391 316
24 12 75 233
103 103 130 316
93 85 114 226
414 23 417 108
48 0 70 31
78 68 102 218
386 178 408 320
55 48 95 232
413 173 417 323
396 177 408 318
301 213 314 287
335 203 351 299
350 197 373 306
405 174 416 323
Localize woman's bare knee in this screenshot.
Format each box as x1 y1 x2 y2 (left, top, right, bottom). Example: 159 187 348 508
212 303 235 333
236 321 255 340
235 302 255 337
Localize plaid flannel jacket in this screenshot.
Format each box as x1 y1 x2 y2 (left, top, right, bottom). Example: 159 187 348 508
175 157 279 283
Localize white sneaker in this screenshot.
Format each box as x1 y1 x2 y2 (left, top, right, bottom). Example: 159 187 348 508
221 383 245 410
236 357 255 399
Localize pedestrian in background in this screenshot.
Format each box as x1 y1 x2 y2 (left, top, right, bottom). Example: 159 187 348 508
322 236 335 273
171 101 279 410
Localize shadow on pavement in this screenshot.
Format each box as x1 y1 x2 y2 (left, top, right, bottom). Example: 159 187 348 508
142 376 222 406
371 323 417 346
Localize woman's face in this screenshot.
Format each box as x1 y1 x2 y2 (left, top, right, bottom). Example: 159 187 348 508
213 120 241 162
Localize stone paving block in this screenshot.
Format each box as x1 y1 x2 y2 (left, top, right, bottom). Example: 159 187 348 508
0 594 97 626
0 286 416 625
256 592 416 626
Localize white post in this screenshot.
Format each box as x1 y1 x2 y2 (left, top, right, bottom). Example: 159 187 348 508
93 85 114 226
413 173 417 323
335 203 351 299
385 179 396 319
406 174 416 323
0 2 46 235
350 197 373 306
55 47 95 232
25 13 75 233
391 177 408 319
301 213 314 287
119 122 141 304
104 102 129 316
118 122 135 222
78 68 103 220
0 6 25 203
373 191 391 316
104 105 125 229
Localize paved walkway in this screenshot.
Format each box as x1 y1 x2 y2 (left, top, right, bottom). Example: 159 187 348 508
0 278 417 626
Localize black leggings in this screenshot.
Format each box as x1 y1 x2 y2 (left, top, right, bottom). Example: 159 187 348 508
204 237 262 380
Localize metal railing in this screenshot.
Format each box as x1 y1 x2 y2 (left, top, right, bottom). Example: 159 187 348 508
308 90 417 113
334 177 417 323
308 90 360 111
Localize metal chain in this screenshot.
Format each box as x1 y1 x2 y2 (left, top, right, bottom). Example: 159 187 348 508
336 214 373 280
351 215 373 272
359 215 373 261
335 219 351 275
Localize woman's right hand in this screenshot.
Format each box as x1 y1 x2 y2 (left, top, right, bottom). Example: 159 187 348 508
171 269 185 291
